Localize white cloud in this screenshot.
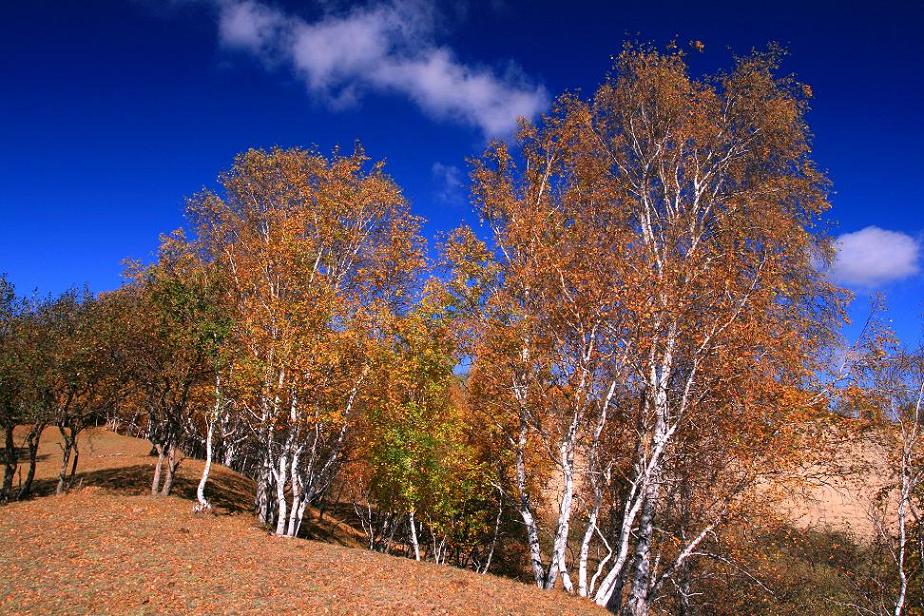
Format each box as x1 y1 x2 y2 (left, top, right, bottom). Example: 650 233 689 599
432 162 463 204
829 226 920 287
214 0 548 136
217 1 285 52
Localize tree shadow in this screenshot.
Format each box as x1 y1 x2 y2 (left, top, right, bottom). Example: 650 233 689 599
0 448 51 464
302 502 366 547
28 464 256 513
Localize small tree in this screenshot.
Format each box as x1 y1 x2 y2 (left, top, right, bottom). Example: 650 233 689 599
0 274 33 501
41 290 126 495
862 349 924 616
358 301 496 566
119 232 226 497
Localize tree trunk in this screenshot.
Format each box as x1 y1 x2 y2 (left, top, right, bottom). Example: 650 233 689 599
55 442 72 495
626 491 657 616
593 457 657 607
480 495 503 574
579 382 616 597
273 447 289 536
515 415 546 587
17 423 44 500
578 491 603 596
1 422 15 501
160 443 180 496
69 443 79 481
256 467 272 525
285 446 304 537
606 570 627 614
293 496 309 538
409 510 421 561
56 424 79 495
222 439 236 468
546 440 576 591
195 418 214 512
151 443 165 496
626 401 669 616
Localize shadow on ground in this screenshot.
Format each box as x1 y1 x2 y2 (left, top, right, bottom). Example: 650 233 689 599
28 464 255 513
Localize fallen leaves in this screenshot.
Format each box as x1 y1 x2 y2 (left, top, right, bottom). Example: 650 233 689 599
0 428 603 615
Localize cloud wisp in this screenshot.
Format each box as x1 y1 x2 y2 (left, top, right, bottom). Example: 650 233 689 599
431 162 464 204
828 226 920 287
214 0 548 137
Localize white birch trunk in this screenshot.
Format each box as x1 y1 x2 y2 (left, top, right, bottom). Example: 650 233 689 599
515 414 546 587
577 487 603 597
273 446 289 536
894 377 923 616
195 416 214 512
409 510 421 561
545 439 576 591
285 445 304 537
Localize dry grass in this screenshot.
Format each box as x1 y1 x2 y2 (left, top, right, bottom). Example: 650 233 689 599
0 428 604 615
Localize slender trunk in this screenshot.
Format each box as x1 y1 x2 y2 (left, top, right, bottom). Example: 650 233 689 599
273 446 289 536
68 443 79 481
626 395 669 616
480 495 503 574
286 447 304 537
293 497 309 538
17 423 44 500
546 440 576 591
55 441 72 495
895 445 912 616
578 490 603 596
511 340 547 587
222 442 236 468
383 514 398 554
409 510 421 561
580 382 617 597
515 414 546 587
195 418 215 512
1 422 15 501
255 447 273 525
593 448 659 607
151 443 165 496
256 471 271 524
160 442 180 496
286 493 302 537
627 489 658 616
676 563 694 616
56 424 78 495
197 375 223 513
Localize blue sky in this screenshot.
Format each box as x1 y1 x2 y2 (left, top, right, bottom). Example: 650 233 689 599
1 0 921 343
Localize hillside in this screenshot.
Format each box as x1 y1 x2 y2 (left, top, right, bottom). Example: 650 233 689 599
782 432 893 540
0 428 604 615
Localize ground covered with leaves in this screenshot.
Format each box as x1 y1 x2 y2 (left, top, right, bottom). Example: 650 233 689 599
0 429 603 615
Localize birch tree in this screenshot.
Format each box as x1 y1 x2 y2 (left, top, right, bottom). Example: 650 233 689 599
466 43 843 614
856 348 924 616
886 352 924 616
188 146 423 536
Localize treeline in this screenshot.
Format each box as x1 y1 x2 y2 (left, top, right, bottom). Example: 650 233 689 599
1 44 922 616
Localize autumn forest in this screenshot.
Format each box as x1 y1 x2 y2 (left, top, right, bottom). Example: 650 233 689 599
2 45 922 615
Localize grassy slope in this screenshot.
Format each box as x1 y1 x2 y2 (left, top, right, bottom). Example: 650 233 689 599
0 428 604 615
